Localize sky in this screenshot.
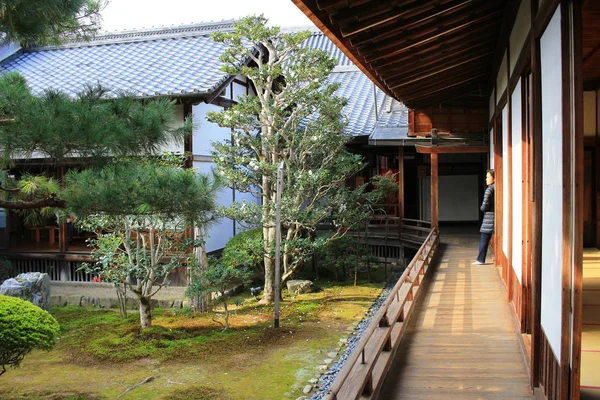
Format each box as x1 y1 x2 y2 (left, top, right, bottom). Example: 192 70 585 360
99 0 314 32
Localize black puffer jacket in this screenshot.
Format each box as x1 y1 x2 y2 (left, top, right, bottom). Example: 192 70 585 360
480 183 495 234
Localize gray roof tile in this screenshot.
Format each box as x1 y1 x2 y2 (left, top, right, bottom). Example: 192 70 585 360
0 23 408 138
309 32 408 137
0 22 237 98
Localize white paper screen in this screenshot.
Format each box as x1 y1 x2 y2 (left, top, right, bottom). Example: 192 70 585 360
540 5 563 360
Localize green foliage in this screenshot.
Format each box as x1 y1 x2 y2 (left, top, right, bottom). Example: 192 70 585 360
221 228 263 273
0 72 190 213
63 157 220 224
0 74 187 167
186 257 253 329
0 0 105 46
0 294 60 375
317 235 373 280
207 16 396 300
66 158 221 329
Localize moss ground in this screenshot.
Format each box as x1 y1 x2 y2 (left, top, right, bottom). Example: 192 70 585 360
0 280 383 400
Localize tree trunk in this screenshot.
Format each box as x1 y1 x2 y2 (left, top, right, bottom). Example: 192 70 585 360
115 285 128 318
262 225 275 303
191 229 211 313
139 296 152 329
223 301 229 329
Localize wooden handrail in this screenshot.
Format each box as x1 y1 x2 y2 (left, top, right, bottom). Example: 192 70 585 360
323 225 439 400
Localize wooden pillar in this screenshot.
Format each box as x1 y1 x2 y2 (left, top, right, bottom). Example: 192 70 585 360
431 153 439 230
59 165 67 253
530 0 543 388
398 146 405 229
558 3 573 399
570 1 584 397
522 76 531 332
506 44 514 299
494 115 503 278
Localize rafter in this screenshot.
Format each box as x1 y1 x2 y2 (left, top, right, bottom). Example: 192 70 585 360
388 53 493 89
375 31 497 75
347 0 481 45
400 82 485 108
394 68 488 98
340 0 470 38
380 42 494 83
354 0 502 54
362 11 503 64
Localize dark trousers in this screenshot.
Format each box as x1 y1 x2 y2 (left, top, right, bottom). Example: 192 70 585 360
477 232 492 263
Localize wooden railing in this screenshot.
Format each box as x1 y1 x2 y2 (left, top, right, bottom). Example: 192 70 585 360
323 224 439 400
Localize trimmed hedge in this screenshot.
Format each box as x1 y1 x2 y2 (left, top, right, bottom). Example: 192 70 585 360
0 294 60 375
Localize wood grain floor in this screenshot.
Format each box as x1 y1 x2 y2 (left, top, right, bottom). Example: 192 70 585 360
582 249 600 400
379 234 534 399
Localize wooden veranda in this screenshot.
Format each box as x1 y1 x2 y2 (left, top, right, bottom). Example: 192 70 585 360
379 232 533 399
323 228 533 399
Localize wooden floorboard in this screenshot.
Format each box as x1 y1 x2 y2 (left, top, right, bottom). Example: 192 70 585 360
379 233 534 399
582 249 600 398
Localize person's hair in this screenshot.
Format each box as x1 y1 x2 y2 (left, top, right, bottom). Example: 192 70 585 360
487 169 494 179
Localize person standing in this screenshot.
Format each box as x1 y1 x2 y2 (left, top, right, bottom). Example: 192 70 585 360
473 170 495 265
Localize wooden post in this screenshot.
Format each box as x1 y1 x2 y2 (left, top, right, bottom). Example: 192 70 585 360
398 146 405 231
530 0 543 388
506 45 513 300
59 165 67 253
431 153 439 230
570 1 583 397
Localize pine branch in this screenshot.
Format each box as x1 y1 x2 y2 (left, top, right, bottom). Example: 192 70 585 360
0 196 66 209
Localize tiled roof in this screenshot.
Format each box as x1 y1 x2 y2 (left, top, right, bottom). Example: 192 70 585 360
0 22 237 98
301 31 354 67
0 23 408 138
310 32 408 137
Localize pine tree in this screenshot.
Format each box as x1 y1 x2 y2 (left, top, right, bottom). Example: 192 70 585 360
0 0 104 46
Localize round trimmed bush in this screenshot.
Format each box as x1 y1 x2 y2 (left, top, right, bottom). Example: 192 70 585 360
0 294 60 375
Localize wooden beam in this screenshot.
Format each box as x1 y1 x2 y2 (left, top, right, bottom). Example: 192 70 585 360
388 53 494 90
399 74 488 103
339 0 441 37
431 152 439 230
415 145 489 154
380 35 497 78
393 66 489 96
341 0 473 39
362 10 503 64
356 0 501 55
291 0 394 99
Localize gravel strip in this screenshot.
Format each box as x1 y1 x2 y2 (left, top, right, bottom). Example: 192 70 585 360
310 273 401 399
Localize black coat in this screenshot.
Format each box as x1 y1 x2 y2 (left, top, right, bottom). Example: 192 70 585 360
480 183 495 234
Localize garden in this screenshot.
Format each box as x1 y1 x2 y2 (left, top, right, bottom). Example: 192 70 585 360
0 280 385 399
0 8 400 400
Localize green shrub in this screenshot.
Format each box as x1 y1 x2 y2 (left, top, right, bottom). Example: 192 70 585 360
0 294 60 375
222 228 263 272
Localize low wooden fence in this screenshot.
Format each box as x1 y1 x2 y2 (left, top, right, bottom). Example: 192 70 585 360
323 225 439 400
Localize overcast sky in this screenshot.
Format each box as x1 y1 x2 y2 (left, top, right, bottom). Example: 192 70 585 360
99 0 314 32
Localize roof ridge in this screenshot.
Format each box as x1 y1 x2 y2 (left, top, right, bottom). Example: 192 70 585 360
33 20 238 50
